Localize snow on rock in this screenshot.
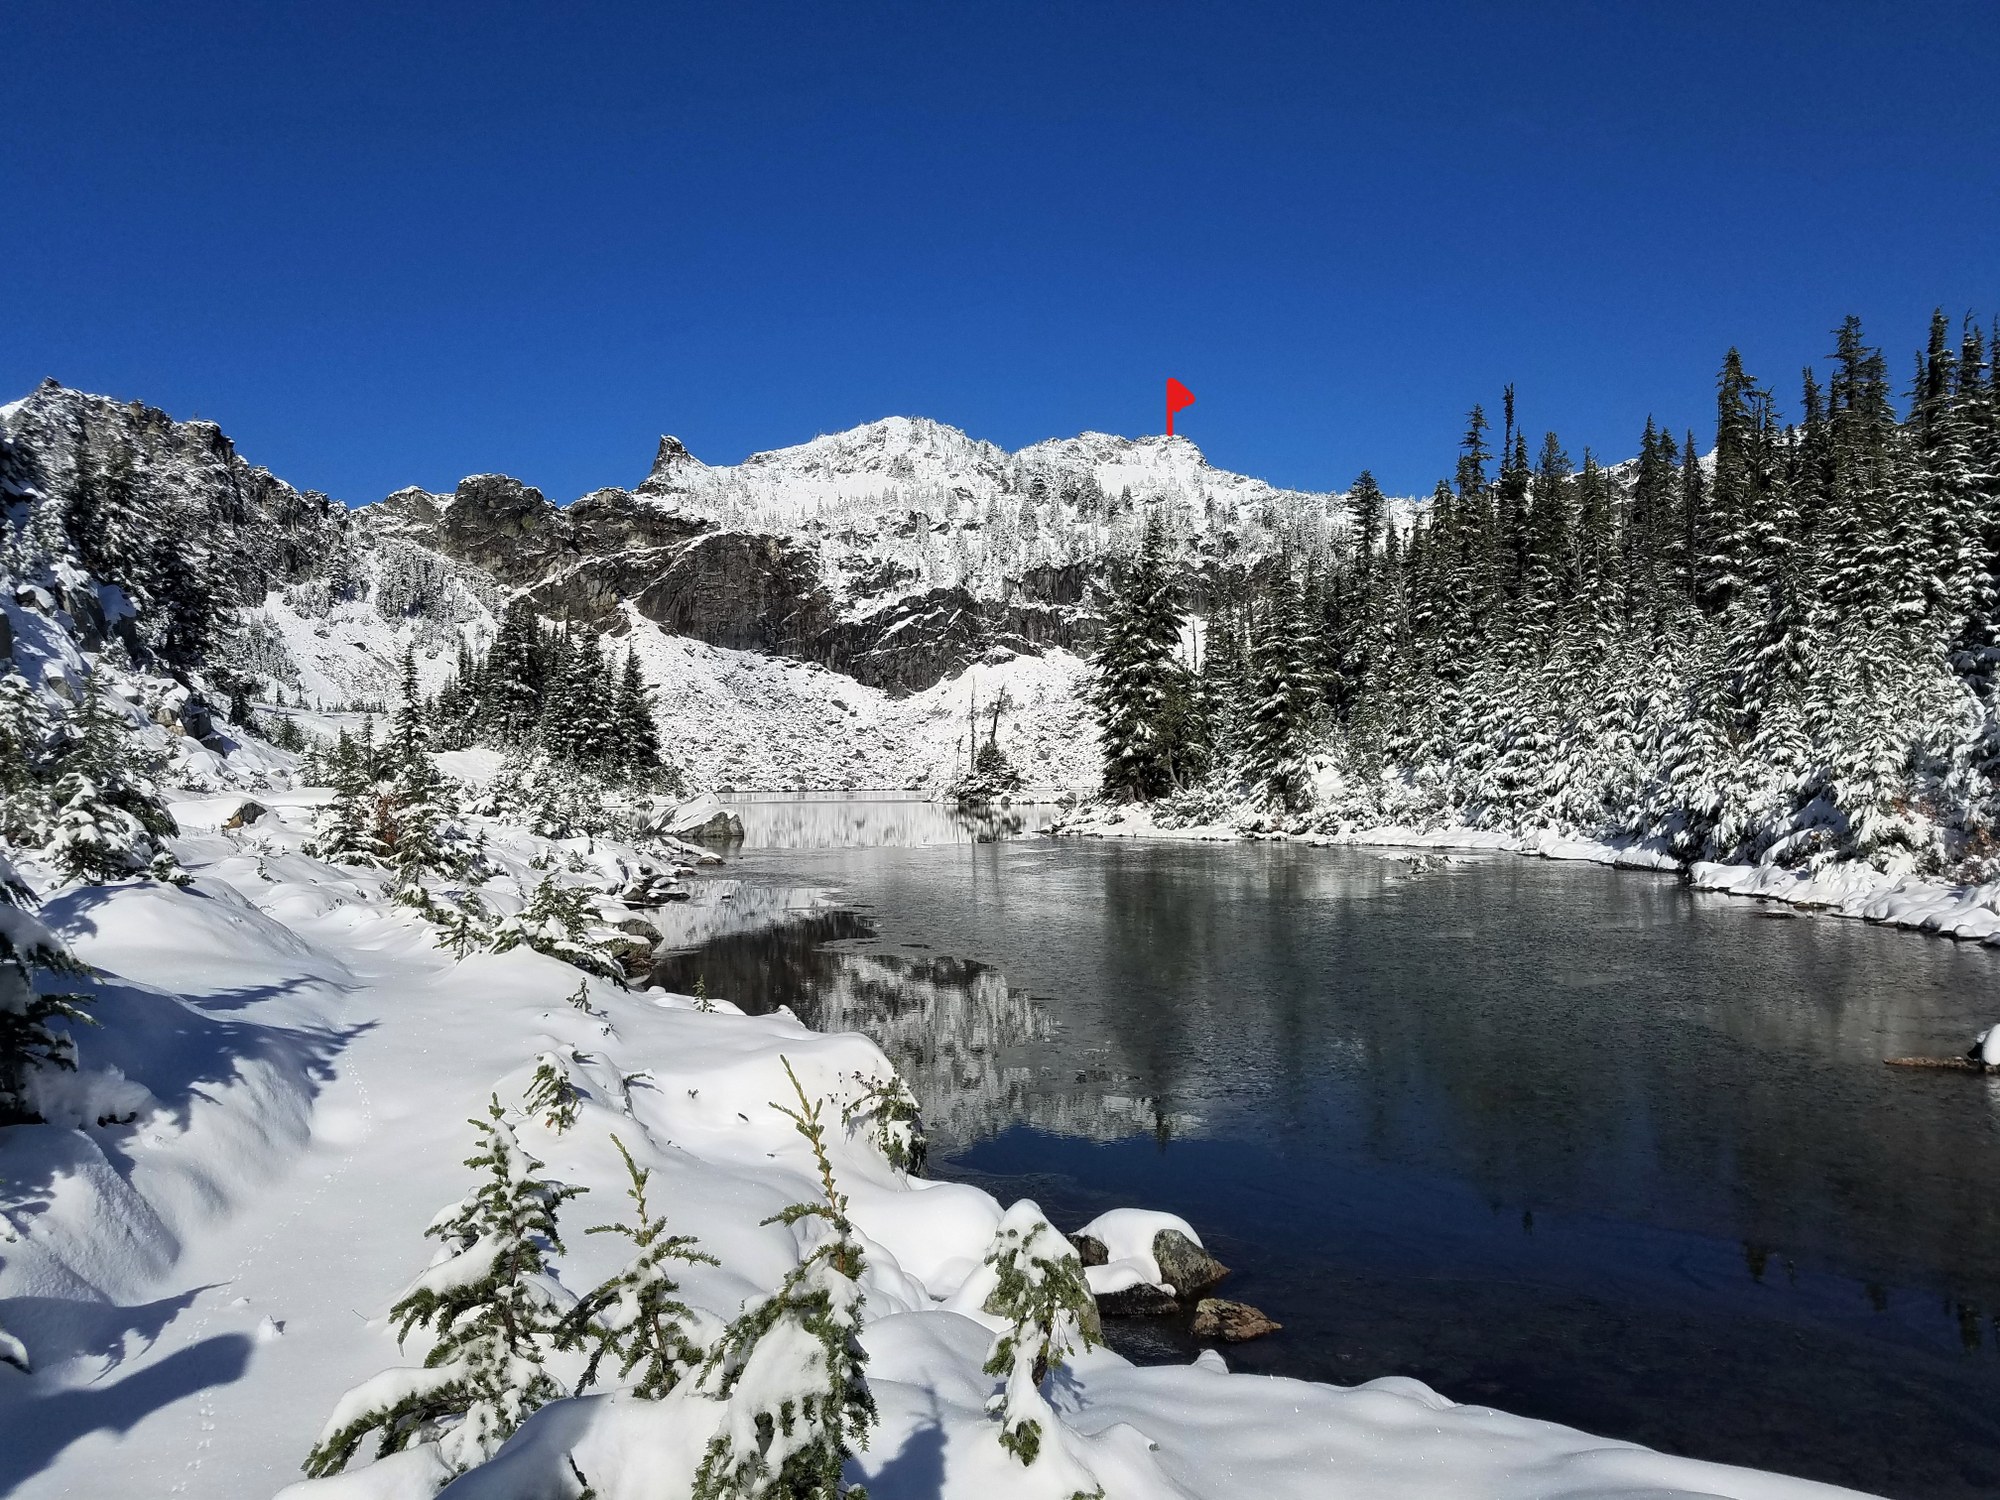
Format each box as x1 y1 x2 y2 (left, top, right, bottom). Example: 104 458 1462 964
166 793 272 833
623 614 1097 794
1078 1207 1202 1297
657 791 744 841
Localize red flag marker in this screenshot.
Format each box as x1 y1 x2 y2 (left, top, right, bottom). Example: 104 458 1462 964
1166 378 1195 436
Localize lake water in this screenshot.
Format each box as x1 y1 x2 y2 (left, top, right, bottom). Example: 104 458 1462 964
658 797 2000 1499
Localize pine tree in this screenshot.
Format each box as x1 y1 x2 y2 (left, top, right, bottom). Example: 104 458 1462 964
613 649 663 777
491 876 627 981
1086 514 1190 801
302 1100 582 1479
558 1134 718 1399
0 854 90 1128
1241 574 1318 810
0 672 55 845
693 1058 875 1500
384 650 459 890
979 1201 1103 1492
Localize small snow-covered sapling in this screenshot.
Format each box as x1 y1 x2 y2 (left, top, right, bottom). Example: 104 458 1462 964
491 875 627 982
301 1097 584 1479
981 1202 1103 1488
839 1070 926 1176
525 1051 584 1132
557 1134 716 1398
690 1057 877 1500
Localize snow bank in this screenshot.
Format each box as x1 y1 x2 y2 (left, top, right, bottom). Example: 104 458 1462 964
0 795 1885 1500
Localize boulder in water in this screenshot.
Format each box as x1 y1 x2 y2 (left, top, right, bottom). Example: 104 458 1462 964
1191 1298 1282 1342
1153 1228 1230 1298
657 793 745 843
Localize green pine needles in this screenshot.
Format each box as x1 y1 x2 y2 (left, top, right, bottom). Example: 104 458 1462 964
691 1057 876 1500
0 859 90 1128
302 1098 583 1479
558 1134 717 1399
491 875 627 982
979 1202 1102 1490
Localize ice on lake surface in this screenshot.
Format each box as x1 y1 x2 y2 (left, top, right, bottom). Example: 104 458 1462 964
663 797 2000 1500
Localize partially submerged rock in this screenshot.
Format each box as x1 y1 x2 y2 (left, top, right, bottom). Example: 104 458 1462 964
1191 1297 1282 1342
1096 1282 1180 1318
1153 1227 1229 1299
657 792 745 843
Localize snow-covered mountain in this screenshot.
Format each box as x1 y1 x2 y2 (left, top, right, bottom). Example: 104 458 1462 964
0 380 1403 789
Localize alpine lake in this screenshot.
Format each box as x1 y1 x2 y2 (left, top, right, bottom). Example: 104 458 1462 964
646 793 2000 1500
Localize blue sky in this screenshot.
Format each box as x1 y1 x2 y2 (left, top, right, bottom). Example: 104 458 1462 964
7 2 1997 502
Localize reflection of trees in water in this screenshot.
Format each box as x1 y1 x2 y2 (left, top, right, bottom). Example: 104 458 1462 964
651 912 1191 1149
718 796 1050 850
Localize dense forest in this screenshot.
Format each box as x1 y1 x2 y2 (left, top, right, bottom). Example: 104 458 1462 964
1093 313 2000 878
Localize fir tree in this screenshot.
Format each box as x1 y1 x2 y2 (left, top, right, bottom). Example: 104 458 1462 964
302 1100 582 1479
491 875 627 981
1087 514 1191 801
1241 574 1318 810
692 1058 875 1500
980 1201 1103 1493
0 854 90 1127
558 1134 718 1399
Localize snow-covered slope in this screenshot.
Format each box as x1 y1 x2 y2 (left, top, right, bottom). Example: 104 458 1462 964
0 378 1415 790
0 797 1877 1500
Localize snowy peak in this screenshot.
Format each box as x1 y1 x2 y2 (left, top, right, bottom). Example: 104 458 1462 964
636 434 708 497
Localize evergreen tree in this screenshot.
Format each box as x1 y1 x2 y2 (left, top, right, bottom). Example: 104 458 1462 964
1087 514 1191 800
491 875 627 981
0 854 89 1128
614 649 664 775
558 1134 718 1399
980 1201 1103 1495
1241 574 1318 810
693 1059 875 1500
302 1100 583 1479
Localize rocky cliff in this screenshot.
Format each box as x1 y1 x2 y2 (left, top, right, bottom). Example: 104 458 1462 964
1 380 1385 725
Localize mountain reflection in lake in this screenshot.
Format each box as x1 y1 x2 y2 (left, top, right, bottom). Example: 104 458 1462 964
665 821 2000 1499
714 791 1059 849
651 914 1177 1152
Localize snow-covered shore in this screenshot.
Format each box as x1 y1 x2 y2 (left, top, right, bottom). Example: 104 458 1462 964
1055 801 2000 947
0 797 1881 1498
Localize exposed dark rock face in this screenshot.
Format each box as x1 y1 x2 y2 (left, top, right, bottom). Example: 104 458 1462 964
1096 1282 1180 1318
0 381 350 660
629 531 838 653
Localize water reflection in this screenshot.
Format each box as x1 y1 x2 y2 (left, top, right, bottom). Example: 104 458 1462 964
650 913 1193 1151
714 792 1058 848
675 832 2000 1498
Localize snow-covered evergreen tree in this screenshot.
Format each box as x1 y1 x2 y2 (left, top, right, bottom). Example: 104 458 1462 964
979 1201 1102 1493
0 852 89 1128
301 1099 583 1479
1241 575 1318 810
1088 513 1193 801
692 1058 875 1500
491 875 627 981
558 1133 718 1398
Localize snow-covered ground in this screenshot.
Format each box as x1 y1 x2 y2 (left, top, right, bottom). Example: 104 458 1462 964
0 795 1880 1499
620 615 1097 794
